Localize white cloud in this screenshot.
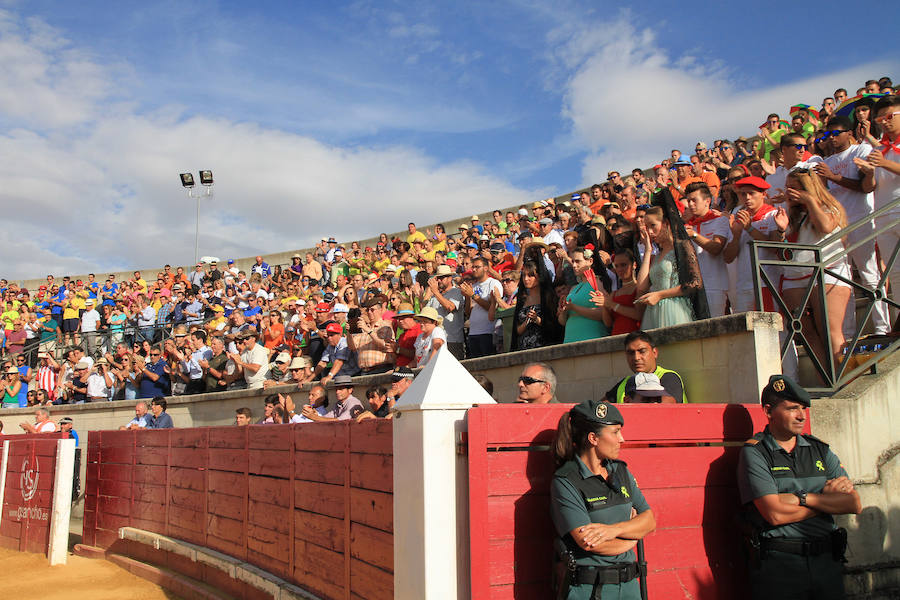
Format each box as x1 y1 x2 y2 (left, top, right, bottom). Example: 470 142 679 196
0 11 537 282
551 15 900 184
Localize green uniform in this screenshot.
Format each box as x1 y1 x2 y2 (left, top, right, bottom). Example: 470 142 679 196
550 456 650 600
737 426 848 599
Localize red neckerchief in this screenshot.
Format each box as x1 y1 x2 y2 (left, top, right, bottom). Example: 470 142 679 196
751 203 776 222
687 209 722 227
882 132 900 156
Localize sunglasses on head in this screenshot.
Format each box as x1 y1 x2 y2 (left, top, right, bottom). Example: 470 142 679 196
636 204 653 211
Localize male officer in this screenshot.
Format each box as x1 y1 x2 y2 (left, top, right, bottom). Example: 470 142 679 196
737 375 861 600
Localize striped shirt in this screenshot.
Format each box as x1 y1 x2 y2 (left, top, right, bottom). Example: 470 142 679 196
37 365 57 395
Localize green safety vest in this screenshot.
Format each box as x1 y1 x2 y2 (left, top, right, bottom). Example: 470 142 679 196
614 365 686 403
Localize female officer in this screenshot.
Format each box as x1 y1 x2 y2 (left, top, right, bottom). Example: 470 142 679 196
550 399 655 599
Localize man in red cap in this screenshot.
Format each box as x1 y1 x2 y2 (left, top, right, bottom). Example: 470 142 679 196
723 176 782 312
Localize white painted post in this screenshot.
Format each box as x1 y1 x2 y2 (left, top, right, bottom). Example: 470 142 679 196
392 346 496 600
0 441 8 535
48 438 76 565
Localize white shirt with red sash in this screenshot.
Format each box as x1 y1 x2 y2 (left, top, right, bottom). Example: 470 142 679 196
689 210 731 292
731 203 780 292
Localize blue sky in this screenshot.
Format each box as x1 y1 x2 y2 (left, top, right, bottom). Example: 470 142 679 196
1 1 898 279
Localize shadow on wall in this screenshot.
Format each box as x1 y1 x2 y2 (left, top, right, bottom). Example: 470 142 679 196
696 404 755 600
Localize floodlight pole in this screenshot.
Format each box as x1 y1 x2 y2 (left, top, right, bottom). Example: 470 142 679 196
186 184 213 264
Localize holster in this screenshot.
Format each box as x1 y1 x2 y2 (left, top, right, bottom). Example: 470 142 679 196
552 550 577 600
832 527 848 563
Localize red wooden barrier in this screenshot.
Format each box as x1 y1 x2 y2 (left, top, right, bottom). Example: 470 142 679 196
0 434 68 554
82 421 392 600
467 403 810 600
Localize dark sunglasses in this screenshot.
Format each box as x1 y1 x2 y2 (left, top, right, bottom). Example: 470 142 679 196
518 375 546 385
815 130 847 143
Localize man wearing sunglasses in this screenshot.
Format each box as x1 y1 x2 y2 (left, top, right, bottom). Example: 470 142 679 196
515 362 557 404
815 115 888 335
767 133 823 200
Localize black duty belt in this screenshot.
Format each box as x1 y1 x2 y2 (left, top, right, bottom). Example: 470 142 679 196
572 562 641 585
761 536 832 556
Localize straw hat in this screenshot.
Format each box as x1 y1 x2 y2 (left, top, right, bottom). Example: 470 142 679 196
414 306 443 326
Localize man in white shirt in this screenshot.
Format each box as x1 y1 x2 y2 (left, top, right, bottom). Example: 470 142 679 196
859 96 900 327
460 257 502 358
228 332 268 389
538 218 566 247
766 133 824 197
182 330 212 395
723 176 781 313
815 115 887 334
80 299 102 356
683 182 731 317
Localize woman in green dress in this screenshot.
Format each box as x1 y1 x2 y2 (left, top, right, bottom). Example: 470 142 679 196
559 246 611 343
635 206 702 329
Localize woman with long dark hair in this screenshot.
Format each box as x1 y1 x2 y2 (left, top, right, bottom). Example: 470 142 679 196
509 259 563 350
635 191 708 327
550 399 655 600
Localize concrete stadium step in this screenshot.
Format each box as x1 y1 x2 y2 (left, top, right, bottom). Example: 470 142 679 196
106 552 234 600
73 529 321 600
795 332 897 389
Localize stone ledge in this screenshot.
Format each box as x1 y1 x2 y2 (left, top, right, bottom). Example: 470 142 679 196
0 311 781 421
461 311 781 371
118 527 322 600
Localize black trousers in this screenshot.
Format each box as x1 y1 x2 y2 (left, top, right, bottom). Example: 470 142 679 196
751 549 845 600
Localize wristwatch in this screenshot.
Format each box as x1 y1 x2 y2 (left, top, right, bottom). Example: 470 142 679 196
794 490 808 506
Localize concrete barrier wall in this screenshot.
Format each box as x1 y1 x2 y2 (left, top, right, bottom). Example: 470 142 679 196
0 312 782 435
810 351 900 599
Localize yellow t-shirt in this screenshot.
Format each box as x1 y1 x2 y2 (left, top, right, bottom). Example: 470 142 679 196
407 231 426 245
63 295 86 320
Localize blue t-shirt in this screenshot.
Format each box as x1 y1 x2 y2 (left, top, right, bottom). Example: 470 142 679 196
139 359 171 399
243 306 262 319
100 283 118 306
67 429 80 447
51 291 66 315
320 338 360 377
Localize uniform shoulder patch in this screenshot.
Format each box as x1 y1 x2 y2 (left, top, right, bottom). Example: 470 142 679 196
744 438 760 446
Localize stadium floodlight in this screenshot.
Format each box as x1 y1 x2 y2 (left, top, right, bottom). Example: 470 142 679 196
179 170 215 264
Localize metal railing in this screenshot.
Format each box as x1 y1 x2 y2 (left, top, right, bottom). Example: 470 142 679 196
750 197 900 394
11 318 214 367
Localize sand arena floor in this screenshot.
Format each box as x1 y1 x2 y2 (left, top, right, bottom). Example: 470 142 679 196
0 547 176 600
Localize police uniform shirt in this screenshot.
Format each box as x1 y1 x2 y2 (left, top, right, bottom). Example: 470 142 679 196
550 456 650 567
737 426 847 539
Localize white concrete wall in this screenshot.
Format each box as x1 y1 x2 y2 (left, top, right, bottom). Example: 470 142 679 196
811 351 900 598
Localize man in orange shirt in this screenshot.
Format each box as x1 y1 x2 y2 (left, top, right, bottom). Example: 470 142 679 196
669 156 720 204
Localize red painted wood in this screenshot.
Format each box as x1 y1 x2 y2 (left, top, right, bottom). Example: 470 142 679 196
349 488 392 534
294 480 346 520
467 404 781 600
294 420 349 452
349 453 392 493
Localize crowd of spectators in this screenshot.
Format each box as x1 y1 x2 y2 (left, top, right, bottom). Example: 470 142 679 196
0 76 898 409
